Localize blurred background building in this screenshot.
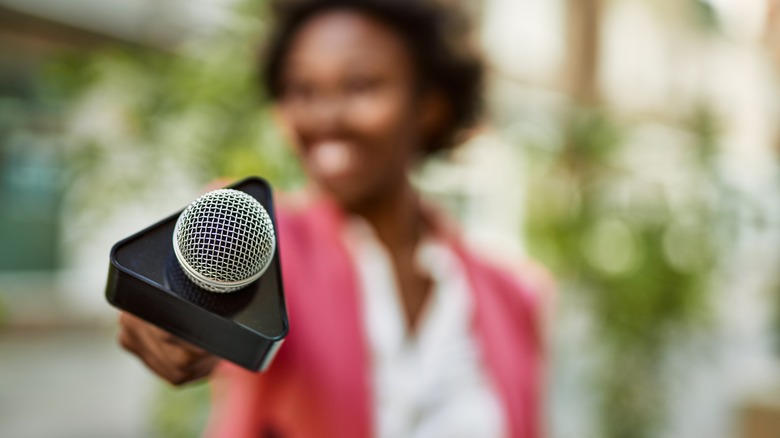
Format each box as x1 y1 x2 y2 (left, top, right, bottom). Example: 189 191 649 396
1 0 780 437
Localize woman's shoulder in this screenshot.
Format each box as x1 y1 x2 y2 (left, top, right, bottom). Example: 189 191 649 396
481 251 553 305
424 201 553 313
466 245 551 299
452 239 555 341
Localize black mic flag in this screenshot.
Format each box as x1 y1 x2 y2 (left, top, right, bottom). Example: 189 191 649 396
105 177 288 371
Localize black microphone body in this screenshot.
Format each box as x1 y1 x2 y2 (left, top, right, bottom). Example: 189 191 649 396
105 177 288 371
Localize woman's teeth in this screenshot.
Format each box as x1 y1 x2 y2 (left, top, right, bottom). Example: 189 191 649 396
311 141 353 176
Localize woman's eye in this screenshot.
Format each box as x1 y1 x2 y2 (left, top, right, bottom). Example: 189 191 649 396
345 77 379 95
284 82 313 101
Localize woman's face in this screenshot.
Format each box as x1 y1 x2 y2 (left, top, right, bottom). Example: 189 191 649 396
276 10 435 210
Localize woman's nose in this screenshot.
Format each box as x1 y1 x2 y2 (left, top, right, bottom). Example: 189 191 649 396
306 88 348 129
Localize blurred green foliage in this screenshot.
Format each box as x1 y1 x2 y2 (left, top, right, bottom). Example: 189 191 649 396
524 105 722 437
148 382 211 438
44 0 303 222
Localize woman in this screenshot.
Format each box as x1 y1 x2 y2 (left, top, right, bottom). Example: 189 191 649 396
119 0 547 437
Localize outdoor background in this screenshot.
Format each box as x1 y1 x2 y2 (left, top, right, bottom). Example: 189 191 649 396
1 0 780 437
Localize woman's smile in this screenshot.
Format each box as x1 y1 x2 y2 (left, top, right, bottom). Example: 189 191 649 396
307 139 358 179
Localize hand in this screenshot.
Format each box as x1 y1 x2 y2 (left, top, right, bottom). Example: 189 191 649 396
118 312 219 385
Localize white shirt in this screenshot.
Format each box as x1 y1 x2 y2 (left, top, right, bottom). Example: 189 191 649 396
343 219 507 438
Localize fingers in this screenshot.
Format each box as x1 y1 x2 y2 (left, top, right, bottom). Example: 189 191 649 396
186 354 221 382
118 312 218 386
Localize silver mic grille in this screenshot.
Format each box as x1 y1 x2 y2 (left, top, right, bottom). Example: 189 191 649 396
172 189 276 293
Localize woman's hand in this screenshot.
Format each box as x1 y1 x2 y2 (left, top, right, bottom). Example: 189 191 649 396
118 312 219 385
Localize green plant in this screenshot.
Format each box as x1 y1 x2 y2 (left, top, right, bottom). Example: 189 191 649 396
524 106 719 437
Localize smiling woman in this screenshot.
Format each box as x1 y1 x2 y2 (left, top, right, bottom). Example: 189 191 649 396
116 1 548 437
263 0 483 214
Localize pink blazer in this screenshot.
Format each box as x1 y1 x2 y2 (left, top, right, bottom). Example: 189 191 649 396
206 197 544 438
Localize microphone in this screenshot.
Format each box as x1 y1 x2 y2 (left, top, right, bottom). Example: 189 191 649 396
106 177 288 371
173 189 275 293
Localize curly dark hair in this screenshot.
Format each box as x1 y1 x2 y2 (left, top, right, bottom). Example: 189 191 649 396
261 0 484 155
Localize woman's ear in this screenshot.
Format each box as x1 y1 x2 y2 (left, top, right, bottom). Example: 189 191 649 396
419 90 451 144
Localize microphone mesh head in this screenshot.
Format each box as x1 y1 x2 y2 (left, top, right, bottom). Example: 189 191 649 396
172 189 276 293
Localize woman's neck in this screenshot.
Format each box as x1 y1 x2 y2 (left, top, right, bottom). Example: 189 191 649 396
348 179 424 252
